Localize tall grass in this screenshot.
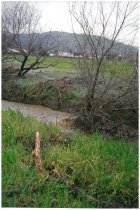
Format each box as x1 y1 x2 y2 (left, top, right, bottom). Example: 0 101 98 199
2 109 138 207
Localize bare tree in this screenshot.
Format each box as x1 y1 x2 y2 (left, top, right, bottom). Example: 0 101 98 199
69 2 138 132
2 2 19 60
2 2 60 77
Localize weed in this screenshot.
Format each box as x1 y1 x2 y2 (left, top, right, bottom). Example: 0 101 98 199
2 110 138 207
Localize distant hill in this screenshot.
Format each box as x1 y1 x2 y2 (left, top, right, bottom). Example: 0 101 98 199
12 31 138 56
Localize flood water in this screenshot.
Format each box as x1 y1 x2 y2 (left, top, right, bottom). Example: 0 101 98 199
2 100 73 129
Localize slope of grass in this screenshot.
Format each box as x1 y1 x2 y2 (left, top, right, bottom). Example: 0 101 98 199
2 109 138 208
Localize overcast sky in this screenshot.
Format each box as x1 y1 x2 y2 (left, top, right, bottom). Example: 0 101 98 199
33 1 138 46
35 2 72 32
2 1 139 46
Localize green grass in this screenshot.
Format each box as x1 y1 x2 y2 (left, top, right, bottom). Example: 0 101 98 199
2 109 138 207
4 54 133 75
3 54 134 107
27 55 134 75
5 54 74 69
102 60 133 75
36 57 74 69
42 67 77 78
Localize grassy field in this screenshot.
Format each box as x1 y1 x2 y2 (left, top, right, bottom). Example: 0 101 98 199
3 55 134 107
4 54 134 76
2 109 138 208
4 54 74 69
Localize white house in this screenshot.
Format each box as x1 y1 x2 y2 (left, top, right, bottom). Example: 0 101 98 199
49 53 54 57
58 51 74 58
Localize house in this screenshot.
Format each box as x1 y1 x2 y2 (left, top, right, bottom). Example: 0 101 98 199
8 48 20 54
58 51 74 58
8 48 28 54
49 53 54 57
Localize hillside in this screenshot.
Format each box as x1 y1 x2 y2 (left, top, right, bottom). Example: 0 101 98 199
12 31 138 56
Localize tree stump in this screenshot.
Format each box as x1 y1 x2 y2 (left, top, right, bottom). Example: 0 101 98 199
32 132 44 177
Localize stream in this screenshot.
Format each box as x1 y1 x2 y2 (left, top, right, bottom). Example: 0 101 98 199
2 100 75 130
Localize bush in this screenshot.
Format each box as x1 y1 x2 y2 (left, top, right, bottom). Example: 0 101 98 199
2 79 77 110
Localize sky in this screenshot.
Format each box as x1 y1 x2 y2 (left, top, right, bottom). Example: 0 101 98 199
33 1 139 46
2 1 139 46
35 2 74 32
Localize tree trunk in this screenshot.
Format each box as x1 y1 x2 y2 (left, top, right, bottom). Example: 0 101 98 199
17 55 28 77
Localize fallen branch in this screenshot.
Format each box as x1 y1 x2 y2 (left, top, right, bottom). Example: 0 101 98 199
50 166 125 208
79 191 124 208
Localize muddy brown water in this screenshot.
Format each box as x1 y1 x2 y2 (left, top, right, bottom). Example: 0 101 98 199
2 100 76 130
